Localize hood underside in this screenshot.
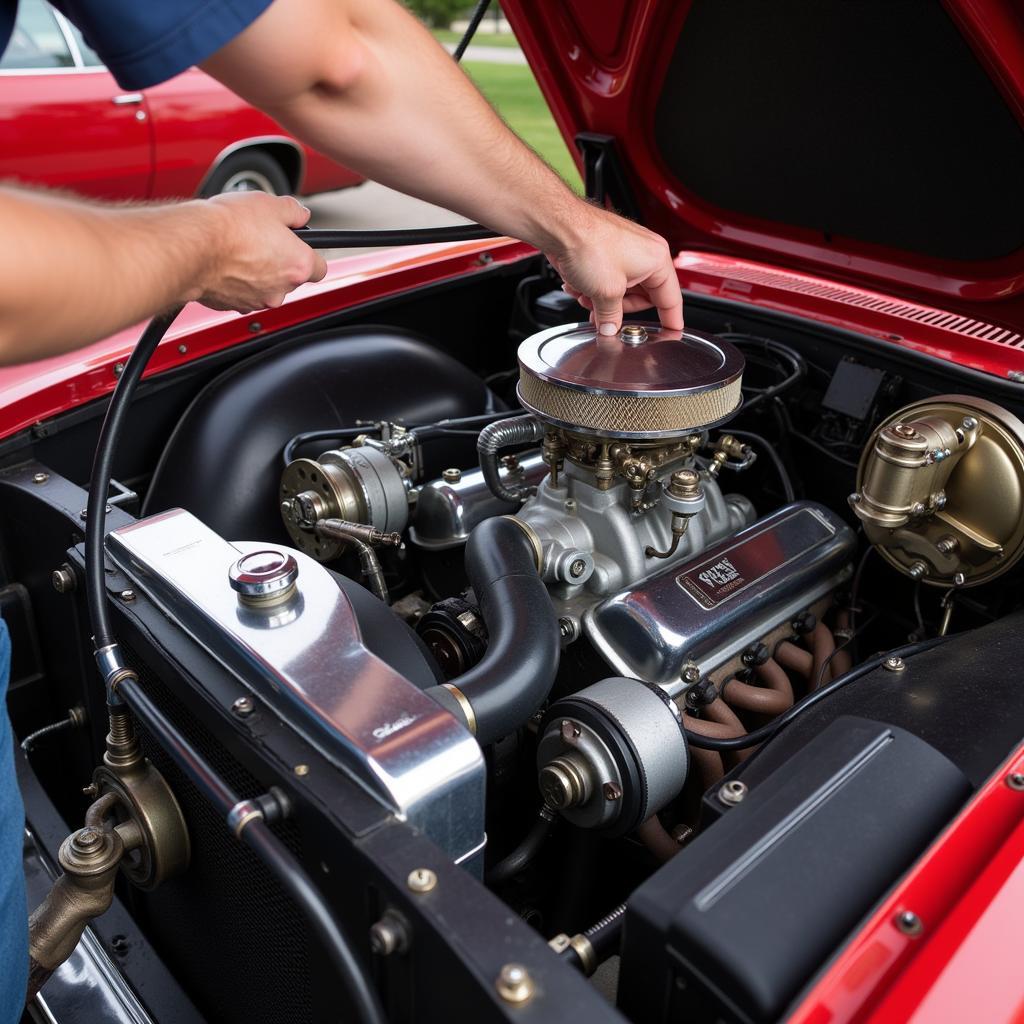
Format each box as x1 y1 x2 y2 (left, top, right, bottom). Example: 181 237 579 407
502 0 1024 335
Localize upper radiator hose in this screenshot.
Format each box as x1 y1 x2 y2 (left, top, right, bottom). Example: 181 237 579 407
477 414 544 504
427 516 559 746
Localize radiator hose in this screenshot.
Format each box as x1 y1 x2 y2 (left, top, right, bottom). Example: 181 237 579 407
427 516 559 746
477 414 544 504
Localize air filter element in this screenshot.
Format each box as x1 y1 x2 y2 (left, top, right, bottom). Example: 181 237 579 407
517 322 744 440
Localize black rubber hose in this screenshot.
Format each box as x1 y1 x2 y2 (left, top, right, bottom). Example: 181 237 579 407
117 678 386 1024
296 224 497 248
487 806 556 885
727 429 795 503
86 307 182 651
684 635 950 753
426 516 559 746
453 0 492 61
477 415 544 503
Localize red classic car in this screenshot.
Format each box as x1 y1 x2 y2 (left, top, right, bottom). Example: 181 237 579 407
4 2 1024 1024
0 0 363 198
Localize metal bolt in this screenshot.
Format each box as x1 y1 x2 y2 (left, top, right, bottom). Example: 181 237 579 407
248 321 262 333
718 780 747 806
52 564 77 594
564 498 577 514
893 423 917 438
119 589 135 602
82 783 98 799
953 571 966 587
74 827 103 852
560 719 582 743
602 781 622 802
681 663 701 685
1006 772 1024 791
962 416 978 431
369 913 409 956
910 502 926 518
568 558 588 579
1008 370 1024 383
177 344 188 355
907 561 928 581
232 696 255 717
541 757 588 810
895 910 923 936
936 535 959 555
558 617 577 642
32 472 49 484
293 763 310 777
441 468 462 484
407 868 437 893
496 963 535 1005
113 362 125 378
500 454 521 472
883 655 906 673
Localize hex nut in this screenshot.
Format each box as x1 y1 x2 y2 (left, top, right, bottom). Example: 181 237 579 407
718 780 748 806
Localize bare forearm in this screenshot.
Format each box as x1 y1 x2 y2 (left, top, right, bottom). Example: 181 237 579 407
202 0 586 255
0 187 325 367
0 187 216 364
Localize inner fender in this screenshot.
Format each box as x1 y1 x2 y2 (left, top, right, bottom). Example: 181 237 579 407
143 326 502 542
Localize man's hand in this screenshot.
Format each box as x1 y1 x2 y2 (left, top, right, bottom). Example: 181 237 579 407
546 206 683 335
198 192 327 312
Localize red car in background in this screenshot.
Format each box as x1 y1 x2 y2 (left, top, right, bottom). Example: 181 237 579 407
0 0 363 199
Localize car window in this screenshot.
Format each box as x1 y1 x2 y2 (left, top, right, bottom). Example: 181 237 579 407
62 18 103 67
0 0 74 70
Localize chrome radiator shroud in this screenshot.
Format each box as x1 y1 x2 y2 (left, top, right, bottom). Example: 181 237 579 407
107 508 486 869
584 503 856 687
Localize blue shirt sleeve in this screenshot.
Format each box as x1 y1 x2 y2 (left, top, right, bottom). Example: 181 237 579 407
0 619 27 1024
48 0 275 90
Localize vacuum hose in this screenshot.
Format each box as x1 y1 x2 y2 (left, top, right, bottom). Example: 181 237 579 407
427 516 559 746
477 414 544 504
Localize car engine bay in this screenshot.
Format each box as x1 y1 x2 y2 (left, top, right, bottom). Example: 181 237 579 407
5 257 1024 1023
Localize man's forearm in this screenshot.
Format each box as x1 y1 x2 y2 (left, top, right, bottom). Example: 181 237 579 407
201 0 585 256
0 187 326 367
0 187 220 364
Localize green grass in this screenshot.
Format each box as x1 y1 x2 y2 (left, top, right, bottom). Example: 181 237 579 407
461 61 582 189
432 28 522 48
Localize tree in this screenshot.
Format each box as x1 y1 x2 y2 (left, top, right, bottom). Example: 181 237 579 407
404 0 467 29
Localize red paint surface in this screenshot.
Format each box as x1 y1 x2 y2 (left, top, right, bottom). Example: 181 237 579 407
503 0 1024 331
788 746 1024 1024
0 239 534 441
0 66 360 199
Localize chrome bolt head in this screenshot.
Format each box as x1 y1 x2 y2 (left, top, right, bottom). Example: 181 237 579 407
602 781 623 802
293 763 310 777
369 913 408 956
718 780 748 806
883 655 906 673
119 589 135 602
496 963 535 1005
895 910 923 936
1006 772 1024 791
407 867 437 894
32 472 49 484
232 696 255 717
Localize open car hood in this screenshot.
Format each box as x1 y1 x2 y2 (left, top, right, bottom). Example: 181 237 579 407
502 0 1024 337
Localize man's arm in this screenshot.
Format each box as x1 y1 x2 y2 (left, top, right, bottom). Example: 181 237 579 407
200 0 683 336
0 188 326 366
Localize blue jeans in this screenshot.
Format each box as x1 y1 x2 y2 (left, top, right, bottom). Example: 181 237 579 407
0 619 27 1022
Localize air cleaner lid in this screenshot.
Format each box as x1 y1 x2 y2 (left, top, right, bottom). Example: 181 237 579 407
517 322 744 439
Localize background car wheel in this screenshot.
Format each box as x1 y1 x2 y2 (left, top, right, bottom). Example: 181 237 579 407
200 150 291 197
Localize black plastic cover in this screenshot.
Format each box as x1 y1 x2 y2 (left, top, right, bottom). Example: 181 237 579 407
143 327 501 543
618 716 970 1024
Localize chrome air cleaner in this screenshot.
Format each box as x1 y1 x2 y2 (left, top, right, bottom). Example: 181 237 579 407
517 322 744 440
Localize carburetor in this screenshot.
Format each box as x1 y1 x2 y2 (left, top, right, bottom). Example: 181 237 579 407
489 322 754 615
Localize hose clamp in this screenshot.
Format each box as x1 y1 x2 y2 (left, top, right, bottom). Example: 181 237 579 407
500 516 544 573
441 683 477 736
226 799 264 838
